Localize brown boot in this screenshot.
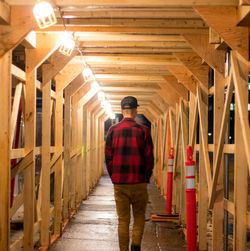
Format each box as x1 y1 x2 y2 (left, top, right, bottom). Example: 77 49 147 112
131 245 141 251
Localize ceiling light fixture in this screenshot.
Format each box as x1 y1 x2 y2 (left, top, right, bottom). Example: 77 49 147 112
59 32 75 56
82 67 95 82
91 81 101 91
33 1 57 29
98 91 105 101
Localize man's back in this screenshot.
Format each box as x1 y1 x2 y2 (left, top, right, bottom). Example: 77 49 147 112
105 117 154 184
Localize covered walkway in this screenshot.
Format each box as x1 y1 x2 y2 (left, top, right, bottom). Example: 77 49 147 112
49 175 185 251
0 1 249 251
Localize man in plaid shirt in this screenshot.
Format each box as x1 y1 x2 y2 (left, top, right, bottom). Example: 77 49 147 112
105 96 154 251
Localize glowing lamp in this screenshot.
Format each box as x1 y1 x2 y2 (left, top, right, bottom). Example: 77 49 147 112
82 67 94 82
33 1 57 29
59 34 75 56
101 100 107 107
98 91 105 101
109 113 115 120
105 103 112 114
91 81 100 91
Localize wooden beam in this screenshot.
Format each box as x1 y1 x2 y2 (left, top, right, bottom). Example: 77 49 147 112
237 6 250 26
24 58 36 251
0 1 10 24
54 63 85 92
53 84 63 236
57 17 207 28
0 6 35 57
21 31 36 49
75 33 186 42
11 150 33 179
197 87 212 191
195 7 249 61
40 74 52 246
174 52 209 88
79 40 189 48
157 89 177 108
212 70 226 250
209 74 234 209
167 65 196 94
183 34 225 76
162 75 189 100
58 8 200 19
42 49 78 84
209 28 221 44
10 190 24 218
26 33 62 71
158 82 181 103
233 57 248 250
10 82 22 146
151 93 169 113
231 52 250 172
6 0 238 6
0 51 11 251
36 26 208 34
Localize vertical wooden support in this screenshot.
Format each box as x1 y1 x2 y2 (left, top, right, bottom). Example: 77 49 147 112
189 92 196 145
70 103 77 210
82 109 88 198
41 76 51 246
173 103 181 214
63 89 71 219
198 88 208 251
0 51 11 251
76 107 84 204
54 86 63 236
86 110 91 194
233 56 248 251
212 71 225 250
180 100 188 225
24 51 36 251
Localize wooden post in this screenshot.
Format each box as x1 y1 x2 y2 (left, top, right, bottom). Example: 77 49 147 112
24 51 37 250
70 102 77 210
0 51 11 251
63 89 71 219
180 100 188 225
40 72 52 246
54 86 63 236
212 71 225 250
233 54 248 251
76 107 84 203
82 108 88 198
198 88 208 251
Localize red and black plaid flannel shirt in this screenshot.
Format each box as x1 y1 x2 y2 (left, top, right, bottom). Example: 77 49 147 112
105 118 154 184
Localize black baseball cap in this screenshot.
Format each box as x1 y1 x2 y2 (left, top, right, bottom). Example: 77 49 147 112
121 96 139 109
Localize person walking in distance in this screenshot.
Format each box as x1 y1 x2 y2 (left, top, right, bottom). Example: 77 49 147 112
105 96 154 251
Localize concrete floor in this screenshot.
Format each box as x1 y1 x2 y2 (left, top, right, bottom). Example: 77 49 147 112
49 175 186 251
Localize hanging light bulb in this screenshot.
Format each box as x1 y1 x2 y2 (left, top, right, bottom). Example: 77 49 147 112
105 103 112 114
98 91 105 101
82 67 95 82
109 113 115 120
91 81 100 91
33 1 57 29
59 32 75 56
101 100 107 108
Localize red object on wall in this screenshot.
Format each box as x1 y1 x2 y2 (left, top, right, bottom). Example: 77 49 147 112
185 146 197 251
166 147 174 215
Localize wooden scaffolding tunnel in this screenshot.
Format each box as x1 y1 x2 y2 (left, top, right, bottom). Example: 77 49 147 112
0 0 249 250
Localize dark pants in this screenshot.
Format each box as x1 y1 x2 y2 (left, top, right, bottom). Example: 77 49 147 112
114 183 148 251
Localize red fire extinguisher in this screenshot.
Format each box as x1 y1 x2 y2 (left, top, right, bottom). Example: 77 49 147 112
166 147 174 215
185 146 197 251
